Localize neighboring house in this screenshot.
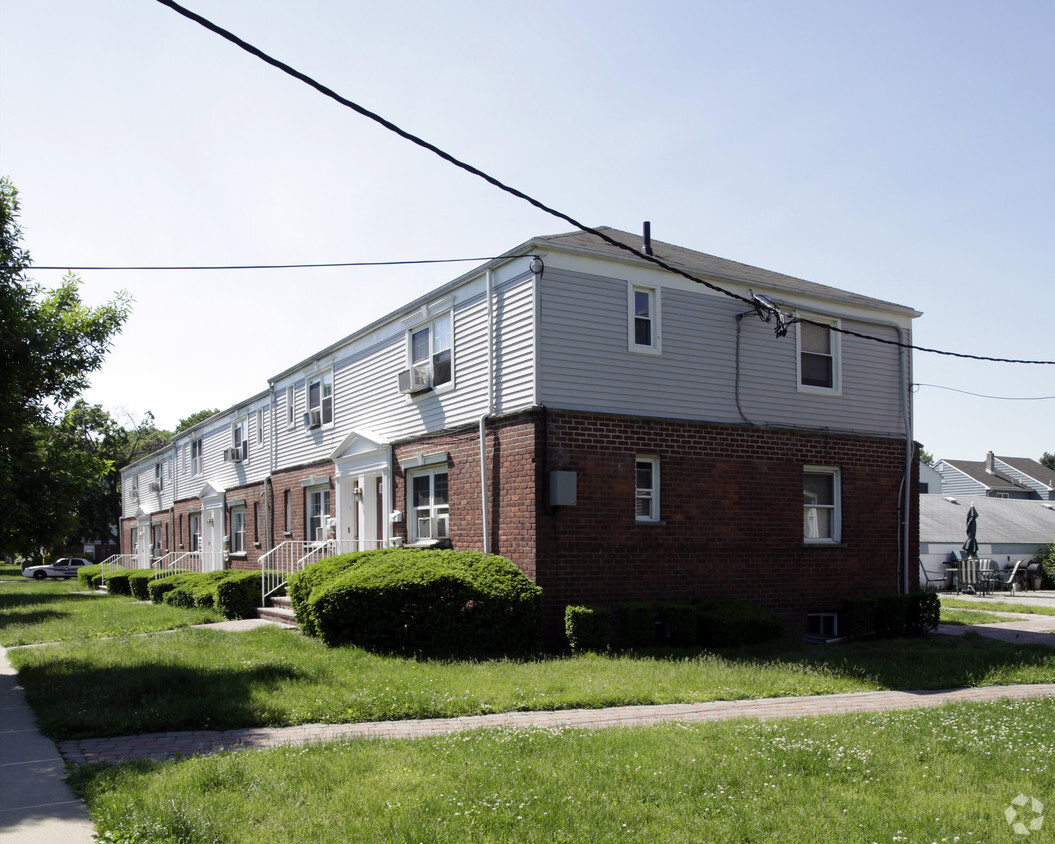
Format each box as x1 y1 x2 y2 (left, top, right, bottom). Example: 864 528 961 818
992 455 1055 501
919 494 1055 583
934 453 1040 500
919 461 942 495
119 226 921 639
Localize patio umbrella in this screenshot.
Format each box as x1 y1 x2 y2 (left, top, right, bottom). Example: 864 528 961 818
963 504 979 558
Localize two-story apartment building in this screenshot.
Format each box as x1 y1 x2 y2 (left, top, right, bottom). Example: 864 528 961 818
120 226 921 638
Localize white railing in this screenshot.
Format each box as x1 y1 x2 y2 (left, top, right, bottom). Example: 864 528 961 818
98 554 137 588
261 539 388 604
166 551 203 575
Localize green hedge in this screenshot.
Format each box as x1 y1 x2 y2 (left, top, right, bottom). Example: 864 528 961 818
77 565 103 589
695 597 785 647
658 603 697 645
304 549 542 655
287 551 391 636
565 605 611 653
103 570 133 596
127 570 155 601
216 571 264 620
841 592 940 638
616 602 655 647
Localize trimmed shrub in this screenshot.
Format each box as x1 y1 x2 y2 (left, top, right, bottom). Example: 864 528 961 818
658 603 697 646
77 565 102 589
127 570 155 601
565 605 611 653
216 571 264 620
616 602 655 647
906 591 940 633
104 570 133 596
840 596 880 639
695 597 785 647
305 549 542 655
148 573 195 604
164 585 196 609
875 594 908 638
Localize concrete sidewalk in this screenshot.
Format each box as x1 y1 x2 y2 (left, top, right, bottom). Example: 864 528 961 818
0 648 94 844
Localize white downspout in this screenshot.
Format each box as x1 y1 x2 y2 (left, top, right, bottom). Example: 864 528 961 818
479 268 495 554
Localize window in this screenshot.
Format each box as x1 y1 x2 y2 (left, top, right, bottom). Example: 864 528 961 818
233 419 249 462
804 467 840 542
154 462 163 491
284 489 292 534
629 285 660 353
256 409 264 444
410 469 449 541
286 386 295 427
230 507 246 554
798 320 839 391
253 501 260 545
191 438 203 476
189 512 201 552
306 486 330 542
308 372 333 426
409 313 453 390
635 456 660 522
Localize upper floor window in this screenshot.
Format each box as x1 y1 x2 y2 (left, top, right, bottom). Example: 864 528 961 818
233 419 248 463
286 386 296 427
308 372 333 426
154 461 163 492
635 456 660 522
629 285 660 353
804 467 841 543
190 438 203 476
798 319 840 392
256 409 264 444
409 314 452 390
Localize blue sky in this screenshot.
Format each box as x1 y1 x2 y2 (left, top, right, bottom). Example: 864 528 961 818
1 0 1052 462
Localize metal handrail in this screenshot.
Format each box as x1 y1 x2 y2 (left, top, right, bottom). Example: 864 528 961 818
261 539 389 605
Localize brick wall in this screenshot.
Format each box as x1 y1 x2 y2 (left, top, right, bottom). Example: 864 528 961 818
535 410 919 639
269 461 335 549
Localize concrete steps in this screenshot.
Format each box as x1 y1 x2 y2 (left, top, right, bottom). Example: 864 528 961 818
257 595 297 626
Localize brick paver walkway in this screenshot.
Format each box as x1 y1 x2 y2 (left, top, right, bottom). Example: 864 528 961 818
58 682 1055 765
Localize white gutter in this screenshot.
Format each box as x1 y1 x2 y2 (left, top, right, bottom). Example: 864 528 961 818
478 268 495 554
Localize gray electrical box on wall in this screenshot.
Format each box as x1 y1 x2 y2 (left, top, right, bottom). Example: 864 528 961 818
550 471 577 506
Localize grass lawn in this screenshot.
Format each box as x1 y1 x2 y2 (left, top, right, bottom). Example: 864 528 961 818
0 578 223 646
940 596 1055 616
939 607 1018 625
73 696 1055 843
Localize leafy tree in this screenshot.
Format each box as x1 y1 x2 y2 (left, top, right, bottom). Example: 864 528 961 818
918 447 934 466
1042 453 1055 471
0 178 131 557
175 408 219 434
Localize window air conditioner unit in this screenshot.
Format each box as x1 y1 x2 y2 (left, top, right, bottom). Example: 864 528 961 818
397 365 430 394
148 481 161 492
223 447 243 463
303 409 322 429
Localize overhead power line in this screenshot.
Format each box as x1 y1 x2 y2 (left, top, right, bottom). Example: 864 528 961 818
151 0 1055 368
30 257 505 271
913 383 1055 401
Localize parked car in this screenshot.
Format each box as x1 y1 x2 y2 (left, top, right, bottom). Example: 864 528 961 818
21 557 92 580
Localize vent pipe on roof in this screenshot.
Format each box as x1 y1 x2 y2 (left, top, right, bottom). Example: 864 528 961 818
643 221 653 256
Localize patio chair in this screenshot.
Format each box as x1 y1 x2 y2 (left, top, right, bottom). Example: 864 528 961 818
920 562 947 592
989 560 1024 596
957 557 982 595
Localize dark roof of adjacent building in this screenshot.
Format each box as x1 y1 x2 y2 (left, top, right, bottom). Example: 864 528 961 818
997 456 1055 490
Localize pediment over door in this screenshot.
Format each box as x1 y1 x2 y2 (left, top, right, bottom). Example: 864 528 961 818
331 428 391 476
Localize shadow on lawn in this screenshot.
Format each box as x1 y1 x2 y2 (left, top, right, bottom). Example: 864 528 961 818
0 590 107 631
724 633 1055 690
19 659 302 741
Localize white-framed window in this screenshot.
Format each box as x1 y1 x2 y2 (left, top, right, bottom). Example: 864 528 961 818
233 419 249 462
306 486 330 542
409 468 449 541
628 284 661 354
635 456 660 522
286 386 296 427
284 489 292 535
189 511 201 552
230 507 246 554
191 438 203 476
797 318 840 392
408 313 453 391
256 409 264 445
154 461 163 492
308 372 334 426
804 467 841 543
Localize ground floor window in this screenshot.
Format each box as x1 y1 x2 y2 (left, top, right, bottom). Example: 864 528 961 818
409 469 448 541
307 486 330 542
804 467 840 542
635 456 660 522
230 507 246 554
189 512 200 552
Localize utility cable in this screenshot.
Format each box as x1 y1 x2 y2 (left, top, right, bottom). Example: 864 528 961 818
29 257 509 271
151 0 1055 367
913 383 1055 401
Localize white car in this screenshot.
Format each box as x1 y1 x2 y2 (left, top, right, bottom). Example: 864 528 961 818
21 557 92 580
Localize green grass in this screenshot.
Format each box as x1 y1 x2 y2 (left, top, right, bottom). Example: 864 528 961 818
940 607 1018 625
72 695 1055 843
940 596 1055 616
12 624 1055 742
0 560 25 578
0 578 223 646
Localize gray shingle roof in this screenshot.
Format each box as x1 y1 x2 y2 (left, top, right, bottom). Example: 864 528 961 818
996 456 1055 490
534 227 920 316
920 495 1055 544
939 460 1032 493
